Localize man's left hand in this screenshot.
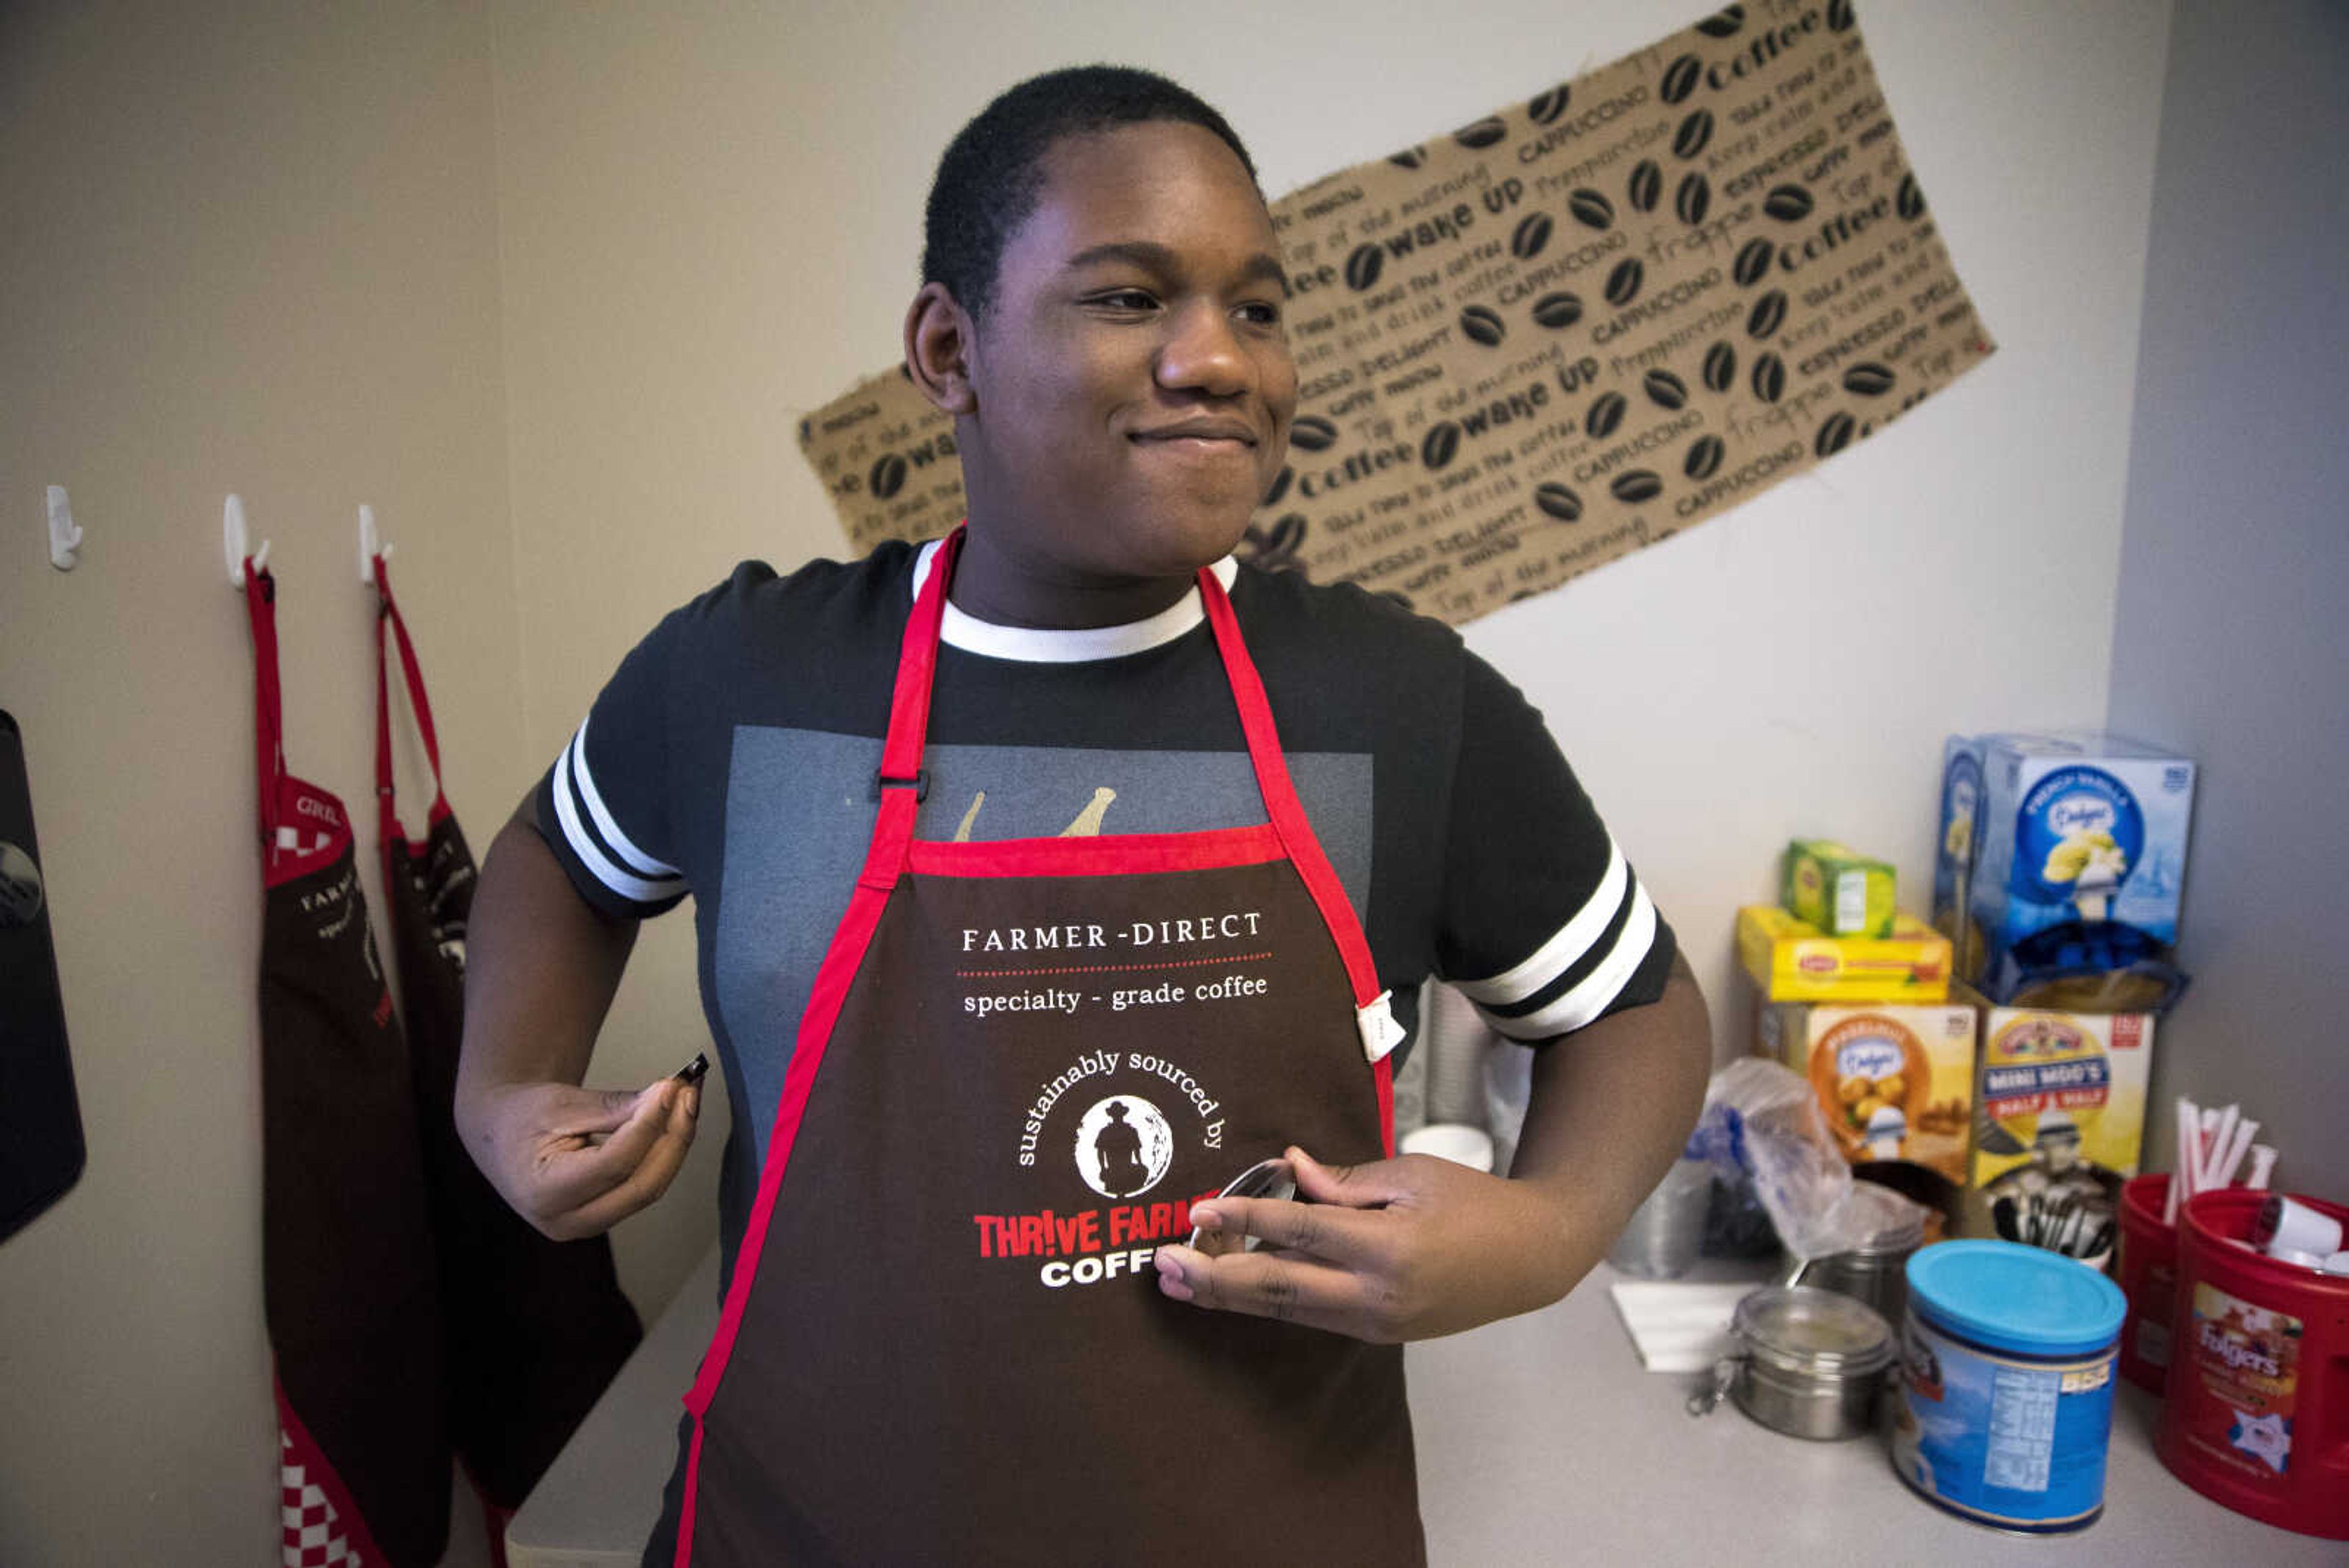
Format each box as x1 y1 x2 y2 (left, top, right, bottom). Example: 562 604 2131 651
1151 1145 1577 1343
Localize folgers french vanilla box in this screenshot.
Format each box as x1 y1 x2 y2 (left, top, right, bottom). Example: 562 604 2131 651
1962 987 2157 1230
1756 1001 1976 1184
1933 732 2195 999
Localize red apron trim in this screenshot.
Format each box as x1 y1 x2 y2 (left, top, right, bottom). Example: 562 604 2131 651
244 570 358 889
373 555 450 853
275 1374 393 1568
906 822 1283 878
669 1419 710 1568
681 873 896 1419
1197 571 1384 1011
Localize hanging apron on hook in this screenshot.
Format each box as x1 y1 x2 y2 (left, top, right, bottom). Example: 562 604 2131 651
371 558 641 1556
656 526 1425 1566
245 563 449 1568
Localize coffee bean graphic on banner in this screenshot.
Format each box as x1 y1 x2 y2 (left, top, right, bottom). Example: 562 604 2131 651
1532 291 1584 329
1702 340 1738 393
795 4 1997 626
1675 173 1712 226
1697 4 1748 39
1586 392 1628 439
1290 415 1339 453
1535 483 1583 522
1421 422 1463 470
1815 412 1857 458
1460 305 1507 347
1627 158 1663 213
1241 513 1308 572
1673 109 1715 160
1660 54 1704 106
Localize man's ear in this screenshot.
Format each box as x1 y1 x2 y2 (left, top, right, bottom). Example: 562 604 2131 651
904 282 978 415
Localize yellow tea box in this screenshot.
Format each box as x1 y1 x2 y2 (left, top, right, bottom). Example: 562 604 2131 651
1736 905 1953 1003
1782 839 1897 938
1756 1001 1976 1183
1965 990 2157 1212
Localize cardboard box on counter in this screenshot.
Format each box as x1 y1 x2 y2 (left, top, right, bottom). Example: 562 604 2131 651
1736 905 1952 1003
1933 732 2195 994
1756 999 1977 1186
1960 983 2157 1233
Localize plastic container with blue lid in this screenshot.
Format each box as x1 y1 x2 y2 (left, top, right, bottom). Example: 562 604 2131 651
1890 1240 2127 1533
1907 1239 2127 1355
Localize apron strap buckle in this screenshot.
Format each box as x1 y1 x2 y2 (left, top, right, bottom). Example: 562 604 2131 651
873 768 929 803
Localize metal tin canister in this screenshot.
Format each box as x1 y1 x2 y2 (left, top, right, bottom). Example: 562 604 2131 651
1889 1240 2128 1533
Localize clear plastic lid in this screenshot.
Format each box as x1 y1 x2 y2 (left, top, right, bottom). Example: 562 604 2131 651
1732 1286 1896 1377
1844 1180 1928 1253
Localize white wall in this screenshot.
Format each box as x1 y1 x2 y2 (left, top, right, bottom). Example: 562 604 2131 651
2107 0 2349 1198
0 4 516 1563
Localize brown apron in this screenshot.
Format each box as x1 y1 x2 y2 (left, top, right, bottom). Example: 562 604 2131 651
662 528 1424 1566
246 565 448 1568
371 558 641 1557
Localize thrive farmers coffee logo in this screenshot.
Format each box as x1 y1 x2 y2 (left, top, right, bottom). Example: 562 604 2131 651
796 0 1994 625
975 1047 1236 1293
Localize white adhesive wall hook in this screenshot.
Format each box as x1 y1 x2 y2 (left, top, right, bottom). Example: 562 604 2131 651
46 485 84 570
358 503 393 584
225 494 270 588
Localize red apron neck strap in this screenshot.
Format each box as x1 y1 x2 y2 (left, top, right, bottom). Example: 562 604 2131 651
1199 570 1386 1014
864 526 962 888
243 565 286 845
373 555 447 847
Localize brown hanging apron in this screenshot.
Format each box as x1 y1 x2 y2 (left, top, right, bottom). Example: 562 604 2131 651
662 528 1424 1566
371 558 642 1558
245 564 448 1568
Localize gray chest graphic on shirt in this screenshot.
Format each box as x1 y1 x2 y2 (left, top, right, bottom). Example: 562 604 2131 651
713 727 1372 1164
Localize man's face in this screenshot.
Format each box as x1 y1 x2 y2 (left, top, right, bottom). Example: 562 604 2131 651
956 121 1296 585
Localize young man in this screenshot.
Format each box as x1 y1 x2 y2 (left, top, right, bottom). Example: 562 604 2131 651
458 66 1710 1566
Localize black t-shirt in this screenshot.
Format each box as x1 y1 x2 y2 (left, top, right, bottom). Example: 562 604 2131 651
538 540 1674 1263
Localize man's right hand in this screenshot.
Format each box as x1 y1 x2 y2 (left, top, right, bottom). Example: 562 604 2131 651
468 1076 700 1241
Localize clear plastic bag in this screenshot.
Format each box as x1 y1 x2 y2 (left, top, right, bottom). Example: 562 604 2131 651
1689 1058 1928 1261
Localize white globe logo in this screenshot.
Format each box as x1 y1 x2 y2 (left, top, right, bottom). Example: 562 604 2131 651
1073 1095 1173 1200
0 841 43 926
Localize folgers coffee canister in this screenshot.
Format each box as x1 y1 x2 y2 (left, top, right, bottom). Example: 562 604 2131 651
2154 1190 2349 1540
1889 1240 2126 1533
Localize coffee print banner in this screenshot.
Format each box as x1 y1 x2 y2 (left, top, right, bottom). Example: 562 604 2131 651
797 0 1994 625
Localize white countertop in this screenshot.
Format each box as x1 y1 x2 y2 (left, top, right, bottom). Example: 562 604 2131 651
508 1250 2339 1567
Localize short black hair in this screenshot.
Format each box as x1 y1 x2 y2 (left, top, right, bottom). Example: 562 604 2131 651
922 65 1260 322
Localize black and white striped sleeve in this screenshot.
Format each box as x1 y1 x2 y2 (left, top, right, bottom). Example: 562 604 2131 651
1434 654 1675 1042
533 617 691 921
